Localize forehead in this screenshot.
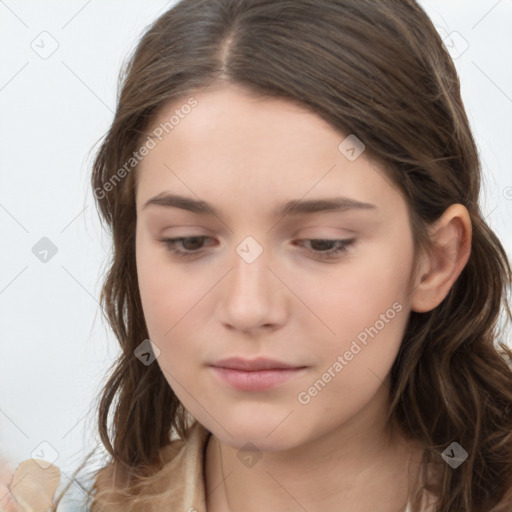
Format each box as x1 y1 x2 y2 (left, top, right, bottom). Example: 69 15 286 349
146 84 340 158
135 84 404 218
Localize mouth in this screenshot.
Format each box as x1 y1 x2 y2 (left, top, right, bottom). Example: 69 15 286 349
208 357 308 391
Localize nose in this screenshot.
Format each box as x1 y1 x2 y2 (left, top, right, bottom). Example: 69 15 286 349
215 242 287 334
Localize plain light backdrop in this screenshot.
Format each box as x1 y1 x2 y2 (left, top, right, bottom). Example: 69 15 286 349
1 0 511 495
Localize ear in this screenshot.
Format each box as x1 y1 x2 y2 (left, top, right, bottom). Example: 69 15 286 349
410 204 472 313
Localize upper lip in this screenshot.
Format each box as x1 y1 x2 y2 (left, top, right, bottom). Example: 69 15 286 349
210 357 305 371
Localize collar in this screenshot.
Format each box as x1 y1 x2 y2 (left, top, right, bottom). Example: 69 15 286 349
155 419 212 512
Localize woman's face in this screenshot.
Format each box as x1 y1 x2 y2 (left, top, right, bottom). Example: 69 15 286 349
135 83 420 451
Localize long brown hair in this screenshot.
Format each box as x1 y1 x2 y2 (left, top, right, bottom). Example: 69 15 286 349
52 1 512 510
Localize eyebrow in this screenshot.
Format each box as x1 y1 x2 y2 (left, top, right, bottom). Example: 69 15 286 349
142 192 377 217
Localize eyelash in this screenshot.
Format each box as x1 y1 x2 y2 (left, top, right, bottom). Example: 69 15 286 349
158 236 356 261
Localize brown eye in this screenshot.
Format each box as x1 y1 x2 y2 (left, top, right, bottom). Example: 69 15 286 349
159 236 214 259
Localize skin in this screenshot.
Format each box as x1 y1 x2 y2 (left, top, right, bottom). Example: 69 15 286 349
135 82 471 512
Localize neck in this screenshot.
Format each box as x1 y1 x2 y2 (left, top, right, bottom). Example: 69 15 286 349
204 386 425 512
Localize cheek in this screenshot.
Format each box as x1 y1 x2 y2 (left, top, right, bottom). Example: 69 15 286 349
136 229 189 329
136 231 184 345
290 238 413 347
136 254 200 385
135 235 220 375
293 288 409 433
137 261 204 341
284 242 413 415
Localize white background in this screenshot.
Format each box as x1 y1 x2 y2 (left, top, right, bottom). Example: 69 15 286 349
0 0 511 499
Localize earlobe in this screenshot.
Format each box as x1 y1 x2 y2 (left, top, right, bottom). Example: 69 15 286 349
410 204 472 313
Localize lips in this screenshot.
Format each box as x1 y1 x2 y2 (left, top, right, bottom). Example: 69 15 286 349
208 357 308 391
210 356 304 371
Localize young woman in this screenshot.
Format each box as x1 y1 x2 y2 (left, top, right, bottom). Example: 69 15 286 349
5 1 512 511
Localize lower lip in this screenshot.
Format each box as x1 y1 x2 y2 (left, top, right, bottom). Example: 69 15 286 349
209 366 307 391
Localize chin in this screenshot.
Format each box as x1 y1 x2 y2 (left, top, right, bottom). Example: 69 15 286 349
208 414 308 452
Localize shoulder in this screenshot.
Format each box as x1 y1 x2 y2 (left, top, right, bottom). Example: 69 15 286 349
92 420 211 512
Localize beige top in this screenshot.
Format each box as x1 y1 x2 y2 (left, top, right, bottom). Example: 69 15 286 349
147 420 211 511
91 420 212 511
91 420 425 512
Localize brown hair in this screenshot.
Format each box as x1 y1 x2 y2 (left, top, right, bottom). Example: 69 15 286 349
52 0 512 510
